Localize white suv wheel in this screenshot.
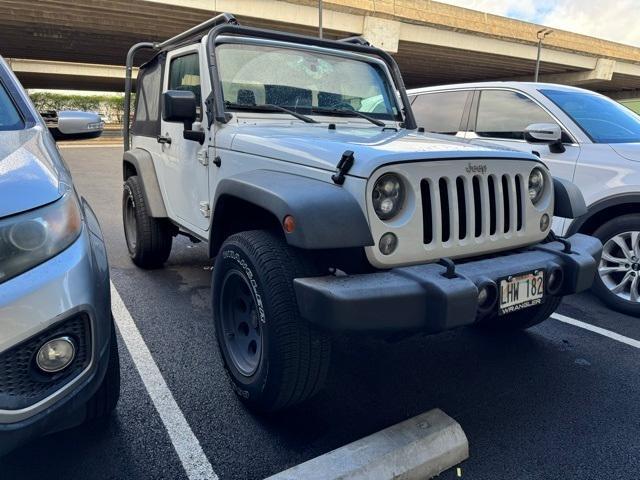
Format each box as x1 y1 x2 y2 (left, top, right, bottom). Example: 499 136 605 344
599 231 640 303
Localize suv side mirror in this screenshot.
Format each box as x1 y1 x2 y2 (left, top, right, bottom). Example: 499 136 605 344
524 123 565 153
162 90 204 144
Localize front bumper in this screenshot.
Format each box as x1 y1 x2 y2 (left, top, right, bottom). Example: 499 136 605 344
0 331 112 456
294 234 601 332
0 199 112 455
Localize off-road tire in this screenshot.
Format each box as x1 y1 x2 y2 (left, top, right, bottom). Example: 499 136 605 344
85 320 120 423
591 214 640 317
123 176 172 269
477 296 562 331
212 230 331 413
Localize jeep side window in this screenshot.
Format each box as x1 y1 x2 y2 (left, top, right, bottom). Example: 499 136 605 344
168 53 202 120
475 90 554 140
411 91 471 135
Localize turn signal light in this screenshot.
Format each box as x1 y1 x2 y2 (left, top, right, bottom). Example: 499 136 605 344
283 215 296 233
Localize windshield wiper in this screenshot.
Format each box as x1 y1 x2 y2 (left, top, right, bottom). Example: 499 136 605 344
311 107 386 127
224 101 318 124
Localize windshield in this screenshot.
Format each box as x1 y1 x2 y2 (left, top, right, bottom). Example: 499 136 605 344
0 81 24 131
542 88 640 143
216 42 400 121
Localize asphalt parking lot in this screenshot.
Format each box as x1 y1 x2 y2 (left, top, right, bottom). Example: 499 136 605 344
2 144 639 480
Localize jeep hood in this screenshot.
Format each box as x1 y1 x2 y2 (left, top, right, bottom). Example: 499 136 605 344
0 127 63 218
225 125 536 178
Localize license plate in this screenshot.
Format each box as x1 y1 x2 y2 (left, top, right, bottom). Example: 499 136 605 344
499 270 545 315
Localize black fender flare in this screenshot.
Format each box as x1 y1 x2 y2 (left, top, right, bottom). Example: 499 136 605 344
566 193 640 235
553 177 587 219
123 148 167 217
210 170 374 253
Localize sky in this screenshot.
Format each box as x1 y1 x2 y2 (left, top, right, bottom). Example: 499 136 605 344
438 0 640 47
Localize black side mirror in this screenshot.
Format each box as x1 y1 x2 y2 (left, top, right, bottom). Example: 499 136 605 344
162 90 205 144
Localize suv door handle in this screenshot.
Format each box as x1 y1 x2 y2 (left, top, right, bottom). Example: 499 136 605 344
157 135 172 145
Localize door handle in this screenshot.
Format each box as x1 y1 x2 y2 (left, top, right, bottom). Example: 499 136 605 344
157 135 172 145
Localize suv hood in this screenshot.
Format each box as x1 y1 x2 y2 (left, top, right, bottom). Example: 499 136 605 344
0 127 63 218
609 143 640 162
225 125 537 178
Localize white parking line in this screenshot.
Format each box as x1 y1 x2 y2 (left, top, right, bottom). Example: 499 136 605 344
110 282 218 480
552 313 640 349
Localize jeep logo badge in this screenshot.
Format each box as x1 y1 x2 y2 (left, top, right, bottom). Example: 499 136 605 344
465 163 487 174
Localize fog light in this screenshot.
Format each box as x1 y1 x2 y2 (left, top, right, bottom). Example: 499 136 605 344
540 213 550 232
478 286 488 306
36 337 76 373
379 232 398 255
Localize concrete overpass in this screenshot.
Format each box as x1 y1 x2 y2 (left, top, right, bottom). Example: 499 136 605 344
4 0 640 98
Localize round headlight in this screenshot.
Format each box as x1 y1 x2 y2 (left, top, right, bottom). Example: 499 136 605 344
373 173 405 220
528 167 545 204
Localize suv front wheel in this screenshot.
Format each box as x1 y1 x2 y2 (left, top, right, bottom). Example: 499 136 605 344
212 230 331 412
122 176 173 269
592 214 640 317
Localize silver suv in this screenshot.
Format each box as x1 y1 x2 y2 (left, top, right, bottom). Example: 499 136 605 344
409 82 640 316
0 57 119 455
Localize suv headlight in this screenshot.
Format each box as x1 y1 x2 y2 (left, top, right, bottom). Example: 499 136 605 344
528 167 545 205
373 173 405 220
0 192 82 284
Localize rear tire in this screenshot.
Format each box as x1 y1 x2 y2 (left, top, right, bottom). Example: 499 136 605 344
477 296 561 331
591 214 640 317
123 176 172 269
212 230 331 413
85 320 120 423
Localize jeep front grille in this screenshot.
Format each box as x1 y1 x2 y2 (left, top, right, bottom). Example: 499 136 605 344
420 173 525 245
365 159 552 268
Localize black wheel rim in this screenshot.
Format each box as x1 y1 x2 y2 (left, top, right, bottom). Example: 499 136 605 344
220 270 263 376
123 191 137 253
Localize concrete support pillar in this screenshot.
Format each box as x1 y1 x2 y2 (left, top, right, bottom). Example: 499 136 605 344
362 15 400 52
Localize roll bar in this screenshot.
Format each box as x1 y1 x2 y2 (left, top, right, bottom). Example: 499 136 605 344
123 13 237 150
205 24 418 130
124 12 418 150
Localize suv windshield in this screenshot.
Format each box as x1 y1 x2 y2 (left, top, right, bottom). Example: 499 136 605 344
0 81 24 131
217 42 400 121
542 88 640 143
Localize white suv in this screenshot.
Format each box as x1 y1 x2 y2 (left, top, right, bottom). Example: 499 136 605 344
122 16 600 412
409 82 640 317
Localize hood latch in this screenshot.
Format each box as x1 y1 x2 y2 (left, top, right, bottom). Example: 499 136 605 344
332 150 354 185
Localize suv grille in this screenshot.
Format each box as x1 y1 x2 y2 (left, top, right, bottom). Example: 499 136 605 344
421 174 525 245
0 314 91 411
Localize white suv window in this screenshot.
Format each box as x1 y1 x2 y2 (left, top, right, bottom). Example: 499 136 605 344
411 91 470 135
475 90 554 140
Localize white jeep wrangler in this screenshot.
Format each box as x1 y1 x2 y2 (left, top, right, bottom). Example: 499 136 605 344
122 14 602 412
